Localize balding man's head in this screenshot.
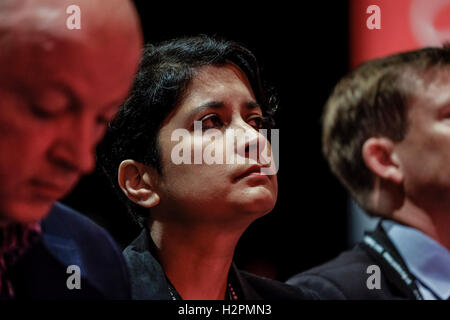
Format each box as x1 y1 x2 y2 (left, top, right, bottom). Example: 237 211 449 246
0 0 143 224
0 0 141 54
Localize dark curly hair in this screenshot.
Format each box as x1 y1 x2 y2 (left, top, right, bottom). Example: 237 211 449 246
96 35 279 225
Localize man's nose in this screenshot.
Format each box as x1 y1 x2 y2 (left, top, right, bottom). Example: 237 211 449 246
49 115 96 174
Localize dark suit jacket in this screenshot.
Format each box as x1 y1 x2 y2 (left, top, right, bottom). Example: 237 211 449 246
286 224 415 300
7 202 130 299
123 228 319 300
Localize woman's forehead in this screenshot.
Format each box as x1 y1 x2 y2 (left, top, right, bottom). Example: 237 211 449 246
182 65 255 104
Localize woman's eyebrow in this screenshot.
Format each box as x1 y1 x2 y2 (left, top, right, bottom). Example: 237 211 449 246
185 100 262 123
246 101 262 111
186 101 225 119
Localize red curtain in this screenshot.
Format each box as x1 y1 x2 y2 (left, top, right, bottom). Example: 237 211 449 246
350 0 450 69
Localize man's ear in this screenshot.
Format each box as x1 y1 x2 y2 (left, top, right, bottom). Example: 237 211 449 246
362 137 403 184
118 160 160 208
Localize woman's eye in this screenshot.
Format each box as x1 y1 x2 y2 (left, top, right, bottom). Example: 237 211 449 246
200 114 223 130
247 116 264 129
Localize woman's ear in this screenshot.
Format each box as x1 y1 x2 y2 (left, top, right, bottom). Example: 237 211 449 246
118 160 160 208
362 137 403 184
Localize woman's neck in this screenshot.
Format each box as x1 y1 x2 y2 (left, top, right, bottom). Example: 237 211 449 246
149 220 246 300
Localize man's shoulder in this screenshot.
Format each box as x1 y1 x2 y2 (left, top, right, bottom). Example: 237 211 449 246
38 202 130 299
286 245 404 299
42 202 107 238
298 245 374 278
42 202 124 259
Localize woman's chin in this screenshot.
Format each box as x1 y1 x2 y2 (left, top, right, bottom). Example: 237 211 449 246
233 194 277 218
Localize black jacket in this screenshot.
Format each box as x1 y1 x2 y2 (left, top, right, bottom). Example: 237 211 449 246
123 228 318 300
6 203 130 299
286 223 418 300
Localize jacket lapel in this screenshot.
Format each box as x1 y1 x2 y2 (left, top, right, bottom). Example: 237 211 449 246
230 263 262 300
123 229 171 300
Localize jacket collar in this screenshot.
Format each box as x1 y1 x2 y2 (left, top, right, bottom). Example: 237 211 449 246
40 204 83 270
123 228 172 300
230 263 262 299
381 220 450 300
123 228 257 300
362 221 422 299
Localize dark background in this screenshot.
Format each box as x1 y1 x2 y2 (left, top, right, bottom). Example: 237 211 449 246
62 1 350 282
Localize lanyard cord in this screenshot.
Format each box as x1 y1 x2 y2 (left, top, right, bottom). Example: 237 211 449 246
361 224 423 300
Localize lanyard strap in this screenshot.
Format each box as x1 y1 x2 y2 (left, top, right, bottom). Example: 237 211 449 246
361 224 423 300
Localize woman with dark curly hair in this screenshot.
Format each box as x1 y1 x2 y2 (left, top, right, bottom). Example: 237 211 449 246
97 35 316 300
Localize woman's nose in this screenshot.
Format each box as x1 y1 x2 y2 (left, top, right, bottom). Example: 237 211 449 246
234 121 267 164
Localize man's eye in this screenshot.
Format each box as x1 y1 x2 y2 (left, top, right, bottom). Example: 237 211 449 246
200 114 223 130
96 115 113 125
30 90 70 119
31 105 59 119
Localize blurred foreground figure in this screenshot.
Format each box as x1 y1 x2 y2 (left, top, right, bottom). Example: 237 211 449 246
0 0 142 299
288 46 450 300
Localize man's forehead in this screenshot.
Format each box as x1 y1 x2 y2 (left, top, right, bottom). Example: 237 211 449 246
0 3 141 107
1 0 69 30
0 0 140 44
421 69 450 104
0 0 142 81
406 68 450 110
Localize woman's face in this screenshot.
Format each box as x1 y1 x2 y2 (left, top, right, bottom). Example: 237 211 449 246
153 64 278 225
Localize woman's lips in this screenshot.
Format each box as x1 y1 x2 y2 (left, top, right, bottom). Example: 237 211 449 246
234 164 269 181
